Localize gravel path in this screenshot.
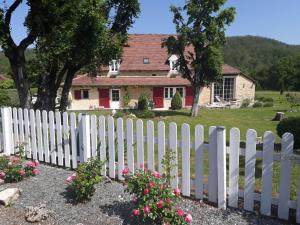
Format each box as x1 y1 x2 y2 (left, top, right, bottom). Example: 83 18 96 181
0 165 294 225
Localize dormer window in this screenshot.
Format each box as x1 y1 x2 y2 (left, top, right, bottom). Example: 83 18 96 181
143 57 150 64
169 55 179 71
109 60 120 73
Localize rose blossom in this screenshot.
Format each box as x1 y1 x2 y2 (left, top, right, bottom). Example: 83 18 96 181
173 187 181 196
34 160 40 167
122 167 129 176
25 161 36 168
19 169 26 177
131 196 137 203
143 188 150 195
176 207 185 217
65 173 77 184
156 200 164 209
33 168 39 175
143 206 150 214
0 171 5 179
132 209 140 216
152 171 161 178
185 214 192 223
148 181 154 188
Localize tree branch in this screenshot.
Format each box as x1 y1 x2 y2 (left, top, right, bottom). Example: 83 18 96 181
18 30 37 50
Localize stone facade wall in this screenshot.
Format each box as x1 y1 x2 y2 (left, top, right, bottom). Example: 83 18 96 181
235 75 256 104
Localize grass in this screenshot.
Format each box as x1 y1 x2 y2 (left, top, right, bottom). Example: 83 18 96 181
74 91 300 199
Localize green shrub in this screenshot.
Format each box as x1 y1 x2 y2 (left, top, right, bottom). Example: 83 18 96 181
138 94 149 111
286 93 300 111
263 102 274 107
114 110 125 118
255 96 274 103
253 102 263 108
134 110 155 119
241 98 251 108
66 159 104 202
277 117 300 149
0 79 14 89
171 91 182 110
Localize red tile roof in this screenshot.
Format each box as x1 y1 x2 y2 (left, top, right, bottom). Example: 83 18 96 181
72 76 191 87
101 34 241 75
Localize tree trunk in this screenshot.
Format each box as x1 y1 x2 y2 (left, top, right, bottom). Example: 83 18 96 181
59 69 76 112
190 86 201 117
8 52 31 108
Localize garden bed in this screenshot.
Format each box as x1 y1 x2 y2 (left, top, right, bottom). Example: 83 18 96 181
0 164 292 225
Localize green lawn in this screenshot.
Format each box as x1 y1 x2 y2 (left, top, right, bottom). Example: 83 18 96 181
74 91 300 199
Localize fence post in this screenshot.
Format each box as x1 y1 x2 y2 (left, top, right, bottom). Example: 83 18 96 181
79 114 91 162
1 107 13 156
217 126 226 209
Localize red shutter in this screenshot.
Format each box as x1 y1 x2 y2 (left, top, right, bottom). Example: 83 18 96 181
153 87 164 108
185 86 194 107
99 89 110 108
74 90 82 100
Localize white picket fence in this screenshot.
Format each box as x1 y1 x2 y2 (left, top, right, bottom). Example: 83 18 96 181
1 106 300 222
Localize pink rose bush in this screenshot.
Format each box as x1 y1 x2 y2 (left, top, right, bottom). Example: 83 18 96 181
123 168 192 224
0 155 40 183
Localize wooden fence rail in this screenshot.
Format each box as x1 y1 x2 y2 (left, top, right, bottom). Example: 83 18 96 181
0 107 299 223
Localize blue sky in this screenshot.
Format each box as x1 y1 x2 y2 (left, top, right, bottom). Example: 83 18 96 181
5 0 300 45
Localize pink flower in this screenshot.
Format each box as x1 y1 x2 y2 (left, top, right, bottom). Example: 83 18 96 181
131 196 137 203
152 171 161 178
34 160 40 167
176 207 185 217
122 167 129 176
10 156 20 164
143 206 150 214
0 171 5 179
19 169 26 177
139 164 144 169
163 223 170 225
156 200 164 209
66 173 77 184
132 209 140 216
173 187 181 196
185 214 192 223
148 181 154 188
143 188 150 195
25 161 36 168
33 168 39 175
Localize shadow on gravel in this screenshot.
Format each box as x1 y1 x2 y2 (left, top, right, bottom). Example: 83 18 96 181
60 188 79 205
99 201 133 225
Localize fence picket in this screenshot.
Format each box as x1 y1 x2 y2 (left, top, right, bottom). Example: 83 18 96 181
70 113 78 169
208 126 217 203
217 127 226 209
36 110 43 161
63 112 71 167
49 111 56 165
99 116 106 175
29 109 37 159
244 129 257 212
147 121 155 171
23 109 31 158
108 116 115 178
195 125 204 199
278 133 293 220
182 123 190 197
12 108 19 152
136 119 144 169
126 118 134 173
55 111 63 166
261 131 275 216
1 108 14 156
90 115 97 158
169 122 178 189
157 121 165 174
18 108 25 148
42 111 50 163
117 118 124 180
229 128 240 208
80 115 91 162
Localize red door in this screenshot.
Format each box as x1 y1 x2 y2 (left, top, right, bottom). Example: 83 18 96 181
99 89 110 108
153 87 164 108
185 86 194 107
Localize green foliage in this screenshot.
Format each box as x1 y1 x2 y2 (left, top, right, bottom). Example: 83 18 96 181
138 94 149 111
286 93 300 111
171 91 182 110
253 102 263 108
263 102 274 107
0 79 14 89
277 117 300 149
123 91 130 108
0 156 9 171
66 159 104 202
241 98 251 108
134 110 155 119
255 96 274 103
161 149 177 184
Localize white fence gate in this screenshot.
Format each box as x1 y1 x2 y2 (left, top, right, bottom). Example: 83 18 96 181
1 107 300 223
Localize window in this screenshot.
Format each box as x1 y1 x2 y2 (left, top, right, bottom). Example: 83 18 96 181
143 57 150 64
170 60 178 71
111 90 120 102
109 60 119 72
213 77 235 101
164 87 184 99
82 90 89 99
74 89 89 100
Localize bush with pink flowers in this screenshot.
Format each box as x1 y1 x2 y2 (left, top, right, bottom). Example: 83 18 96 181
0 155 40 183
123 167 192 225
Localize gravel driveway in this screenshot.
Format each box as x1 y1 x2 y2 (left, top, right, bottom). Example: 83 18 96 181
0 165 294 225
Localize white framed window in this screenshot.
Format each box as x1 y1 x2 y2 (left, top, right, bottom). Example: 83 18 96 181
214 77 235 102
109 60 120 72
164 87 184 99
169 55 179 71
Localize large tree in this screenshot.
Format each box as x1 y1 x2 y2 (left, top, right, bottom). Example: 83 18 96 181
32 0 140 111
163 0 235 116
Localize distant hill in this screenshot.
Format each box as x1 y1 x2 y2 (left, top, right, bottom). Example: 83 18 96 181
223 36 300 77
